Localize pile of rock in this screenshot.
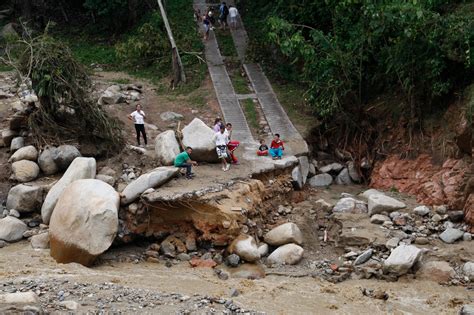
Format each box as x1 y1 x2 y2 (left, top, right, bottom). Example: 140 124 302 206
307 159 366 188
97 84 142 105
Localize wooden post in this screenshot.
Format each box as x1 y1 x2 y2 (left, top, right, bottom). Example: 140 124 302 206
157 0 186 86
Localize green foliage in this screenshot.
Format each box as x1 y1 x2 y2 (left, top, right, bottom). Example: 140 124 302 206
242 0 474 123
242 98 258 130
215 29 238 57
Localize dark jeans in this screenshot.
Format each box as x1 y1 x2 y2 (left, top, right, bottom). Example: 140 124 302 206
134 124 147 145
177 163 192 176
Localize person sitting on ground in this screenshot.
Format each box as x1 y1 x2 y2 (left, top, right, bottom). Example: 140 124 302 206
213 117 223 132
214 125 230 171
224 122 239 164
257 139 269 156
270 133 284 160
174 147 197 179
228 5 239 30
128 104 147 147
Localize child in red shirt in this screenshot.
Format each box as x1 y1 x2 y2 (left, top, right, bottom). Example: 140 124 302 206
270 134 284 160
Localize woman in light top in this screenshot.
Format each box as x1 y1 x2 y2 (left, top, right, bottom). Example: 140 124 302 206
128 104 147 147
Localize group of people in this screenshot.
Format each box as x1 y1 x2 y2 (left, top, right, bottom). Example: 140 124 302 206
128 108 285 180
200 2 239 40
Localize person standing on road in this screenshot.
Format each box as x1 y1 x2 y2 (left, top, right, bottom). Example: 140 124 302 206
203 14 211 40
128 104 147 147
224 123 239 164
228 5 239 30
214 125 230 171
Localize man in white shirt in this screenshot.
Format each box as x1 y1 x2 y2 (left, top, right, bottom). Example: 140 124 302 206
214 125 230 171
128 104 147 147
228 5 239 30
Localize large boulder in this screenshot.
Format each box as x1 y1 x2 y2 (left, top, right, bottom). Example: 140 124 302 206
291 166 303 190
333 197 367 213
8 145 38 163
335 168 352 185
11 160 39 182
383 244 423 276
368 194 406 216
319 163 343 174
417 261 455 283
53 145 81 171
10 136 24 152
154 130 181 166
264 222 303 246
308 174 333 187
121 167 178 205
267 243 304 265
228 235 260 262
298 156 310 184
439 227 464 244
38 146 59 175
98 89 126 105
0 216 27 242
347 161 362 183
160 111 184 121
6 184 43 213
49 179 119 266
360 189 384 200
41 157 96 224
181 118 218 162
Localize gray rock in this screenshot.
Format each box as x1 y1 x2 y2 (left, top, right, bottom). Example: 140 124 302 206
298 156 310 184
291 166 304 190
121 167 179 205
160 239 176 258
413 205 431 216
267 243 304 265
1 129 18 147
370 214 391 225
95 174 115 186
0 291 39 304
448 210 464 223
177 253 191 261
53 145 81 170
439 228 464 244
0 216 27 242
273 156 299 169
264 222 303 246
8 145 38 163
59 300 79 311
319 163 343 174
49 179 119 266
0 240 5 248
314 199 333 212
228 235 260 262
347 161 361 183
308 173 333 187
41 157 96 224
308 163 316 177
354 248 373 265
386 237 400 249
459 305 474 315
160 111 184 121
38 146 59 175
257 243 269 257
383 244 423 276
98 89 126 105
414 237 429 245
154 130 181 166
361 189 384 200
226 254 240 267
30 232 49 249
10 136 24 152
462 262 474 281
431 214 443 222
464 233 472 242
6 184 43 213
9 209 20 218
433 205 447 214
98 166 116 177
333 197 367 213
11 160 40 182
182 118 218 162
368 194 406 216
335 168 352 185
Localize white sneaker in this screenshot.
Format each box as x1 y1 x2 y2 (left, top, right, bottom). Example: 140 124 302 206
225 164 230 171
222 166 226 171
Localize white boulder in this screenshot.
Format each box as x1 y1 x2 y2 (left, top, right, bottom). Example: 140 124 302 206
368 194 406 216
30 232 50 249
264 222 303 246
154 130 181 166
41 157 96 224
228 235 260 262
0 216 27 242
8 145 38 163
181 118 218 162
463 262 474 281
413 205 431 216
298 156 309 184
308 173 333 187
121 166 178 205
11 160 39 182
383 244 423 276
319 163 343 173
49 179 119 266
6 184 43 213
333 197 367 213
267 243 304 265
361 189 384 200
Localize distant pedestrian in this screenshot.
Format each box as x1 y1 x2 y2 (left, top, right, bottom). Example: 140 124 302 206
203 15 211 40
257 139 269 156
128 104 147 147
174 147 198 179
213 117 223 132
224 123 239 164
270 133 284 160
219 2 229 30
214 125 230 171
228 5 239 30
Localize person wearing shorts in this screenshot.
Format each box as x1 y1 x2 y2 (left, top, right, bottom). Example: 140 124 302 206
228 5 238 30
214 125 230 171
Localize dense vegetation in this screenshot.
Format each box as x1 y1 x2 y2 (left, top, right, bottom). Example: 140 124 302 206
240 0 474 128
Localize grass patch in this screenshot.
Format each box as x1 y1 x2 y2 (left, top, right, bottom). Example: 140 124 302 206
59 36 119 67
188 93 207 109
0 62 13 72
231 72 251 94
242 98 258 130
214 29 238 57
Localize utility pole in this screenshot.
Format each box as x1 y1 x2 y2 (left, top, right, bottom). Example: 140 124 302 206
157 0 186 87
